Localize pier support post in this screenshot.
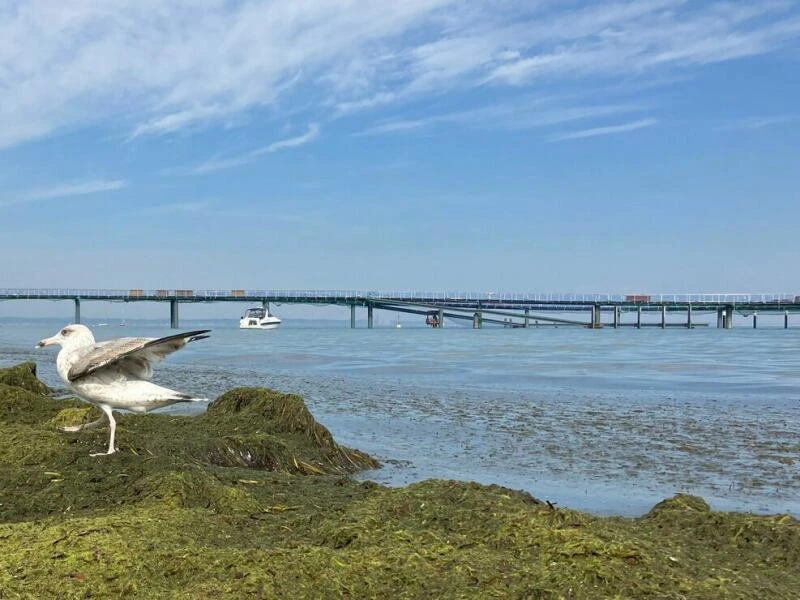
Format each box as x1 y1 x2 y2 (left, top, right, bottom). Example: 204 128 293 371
785 310 789 329
725 305 734 329
717 307 724 328
473 312 483 329
661 305 666 329
438 308 444 328
524 308 529 328
367 303 373 329
637 306 642 329
170 299 179 328
74 298 81 324
590 305 601 328
753 312 757 329
613 307 619 329
262 300 269 312
687 304 692 329
350 304 356 329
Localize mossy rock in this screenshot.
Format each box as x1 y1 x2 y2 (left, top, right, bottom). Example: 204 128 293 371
198 387 379 473
0 361 50 395
2 363 800 598
645 493 712 518
131 467 260 513
0 383 73 425
0 363 380 523
48 406 100 430
207 387 339 448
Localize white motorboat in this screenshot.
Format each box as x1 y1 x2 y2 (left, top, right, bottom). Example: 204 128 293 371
239 307 281 330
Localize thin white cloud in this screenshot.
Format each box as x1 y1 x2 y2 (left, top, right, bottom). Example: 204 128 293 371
259 123 320 153
358 119 427 136
334 92 397 116
0 179 127 207
0 1 798 148
186 155 258 177
358 97 644 136
549 118 658 142
723 115 800 130
176 123 320 176
131 105 227 139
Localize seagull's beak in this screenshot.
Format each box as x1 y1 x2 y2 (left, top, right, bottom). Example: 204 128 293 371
36 336 58 348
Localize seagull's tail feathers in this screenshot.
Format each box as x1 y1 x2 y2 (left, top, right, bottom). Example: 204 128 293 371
172 392 209 403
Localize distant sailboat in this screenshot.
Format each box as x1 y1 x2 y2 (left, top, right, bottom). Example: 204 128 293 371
395 315 402 329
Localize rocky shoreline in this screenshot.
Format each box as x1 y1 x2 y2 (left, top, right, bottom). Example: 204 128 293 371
1 362 798 598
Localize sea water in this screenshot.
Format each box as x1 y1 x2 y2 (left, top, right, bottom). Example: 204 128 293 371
2 317 799 517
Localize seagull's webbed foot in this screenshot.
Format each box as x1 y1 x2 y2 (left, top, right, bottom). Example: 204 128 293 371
59 414 108 433
89 447 119 457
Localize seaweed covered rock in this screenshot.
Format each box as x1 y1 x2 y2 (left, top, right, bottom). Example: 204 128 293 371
131 464 261 513
200 387 378 473
47 406 100 430
642 493 800 570
0 383 63 425
2 362 800 599
645 493 712 518
209 387 339 446
0 363 378 522
0 361 50 395
114 387 380 474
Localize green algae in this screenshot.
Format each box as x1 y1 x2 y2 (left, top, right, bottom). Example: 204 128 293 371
0 365 378 522
1 362 799 599
0 361 51 395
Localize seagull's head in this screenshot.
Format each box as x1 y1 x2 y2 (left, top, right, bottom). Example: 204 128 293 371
37 324 95 349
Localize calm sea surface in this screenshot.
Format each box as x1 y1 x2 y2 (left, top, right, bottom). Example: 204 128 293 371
2 317 799 517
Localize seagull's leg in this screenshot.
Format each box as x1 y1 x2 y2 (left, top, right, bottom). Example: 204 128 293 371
60 411 108 433
89 405 118 456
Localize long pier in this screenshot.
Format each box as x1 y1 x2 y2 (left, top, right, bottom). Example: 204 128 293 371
2 288 799 329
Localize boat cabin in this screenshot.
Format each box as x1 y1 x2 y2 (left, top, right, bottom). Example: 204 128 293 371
243 307 267 320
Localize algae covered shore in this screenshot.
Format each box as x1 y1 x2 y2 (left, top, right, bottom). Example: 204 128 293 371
1 362 798 599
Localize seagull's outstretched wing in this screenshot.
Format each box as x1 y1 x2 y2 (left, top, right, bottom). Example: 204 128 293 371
67 330 211 382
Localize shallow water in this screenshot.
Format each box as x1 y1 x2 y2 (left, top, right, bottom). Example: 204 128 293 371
2 317 799 516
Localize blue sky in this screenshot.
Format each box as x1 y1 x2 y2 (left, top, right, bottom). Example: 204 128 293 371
2 0 800 316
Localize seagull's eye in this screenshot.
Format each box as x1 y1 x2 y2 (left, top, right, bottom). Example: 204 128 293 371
61 328 69 336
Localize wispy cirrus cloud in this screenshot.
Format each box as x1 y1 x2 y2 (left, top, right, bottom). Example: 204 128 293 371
181 123 320 176
722 115 800 131
0 179 127 207
548 118 658 142
0 0 798 149
334 92 397 116
358 96 645 136
263 123 320 152
357 119 427 136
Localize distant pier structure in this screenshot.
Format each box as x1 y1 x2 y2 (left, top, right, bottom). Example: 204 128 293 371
1 288 799 329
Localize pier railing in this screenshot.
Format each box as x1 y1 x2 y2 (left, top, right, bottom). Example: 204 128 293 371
2 289 798 305
3 288 799 329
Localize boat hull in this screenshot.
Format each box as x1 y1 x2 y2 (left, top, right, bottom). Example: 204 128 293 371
239 321 280 330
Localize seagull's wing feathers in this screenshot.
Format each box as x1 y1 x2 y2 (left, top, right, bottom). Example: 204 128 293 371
67 330 211 382
68 338 151 381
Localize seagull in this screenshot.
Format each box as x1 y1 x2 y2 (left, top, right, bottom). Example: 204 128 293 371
37 324 210 456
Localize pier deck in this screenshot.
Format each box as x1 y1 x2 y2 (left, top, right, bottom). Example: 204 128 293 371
2 289 799 329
